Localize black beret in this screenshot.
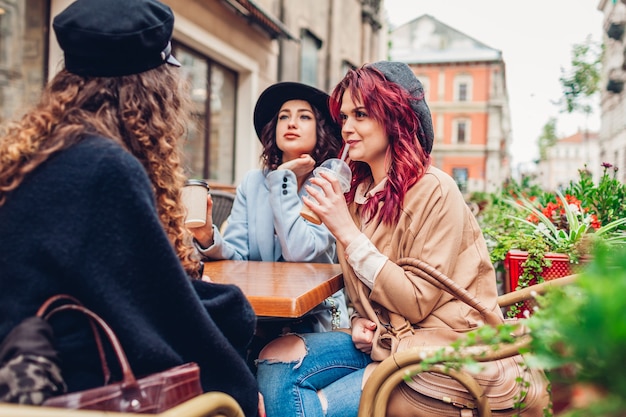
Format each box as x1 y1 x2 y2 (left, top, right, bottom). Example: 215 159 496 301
368 61 434 154
253 82 341 145
53 0 180 77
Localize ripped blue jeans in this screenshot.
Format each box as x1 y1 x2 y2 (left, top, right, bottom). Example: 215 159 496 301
256 331 372 417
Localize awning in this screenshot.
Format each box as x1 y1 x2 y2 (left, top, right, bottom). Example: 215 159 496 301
222 0 297 41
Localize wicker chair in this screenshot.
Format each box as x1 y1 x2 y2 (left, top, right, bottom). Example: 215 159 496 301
210 190 235 233
358 272 578 417
0 392 244 417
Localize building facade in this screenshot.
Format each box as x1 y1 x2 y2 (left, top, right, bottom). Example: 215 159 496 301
389 14 512 194
538 130 600 191
597 0 626 182
0 0 385 186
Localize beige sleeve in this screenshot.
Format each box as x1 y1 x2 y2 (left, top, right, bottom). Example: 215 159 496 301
344 232 388 289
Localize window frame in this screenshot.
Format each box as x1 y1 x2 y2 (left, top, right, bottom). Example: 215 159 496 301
173 41 238 183
453 74 473 102
452 118 471 144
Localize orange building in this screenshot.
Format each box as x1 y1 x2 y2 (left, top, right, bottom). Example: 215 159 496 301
390 15 512 194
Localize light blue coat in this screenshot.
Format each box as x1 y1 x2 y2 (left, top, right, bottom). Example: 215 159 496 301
197 168 349 331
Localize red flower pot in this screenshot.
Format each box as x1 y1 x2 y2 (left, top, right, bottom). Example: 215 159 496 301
504 250 588 317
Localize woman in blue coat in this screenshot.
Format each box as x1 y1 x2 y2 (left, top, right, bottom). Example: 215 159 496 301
190 82 349 335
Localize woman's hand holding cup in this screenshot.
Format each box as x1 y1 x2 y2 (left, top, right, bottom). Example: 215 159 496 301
182 179 215 248
188 194 215 248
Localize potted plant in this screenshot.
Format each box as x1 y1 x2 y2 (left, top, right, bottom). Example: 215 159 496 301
477 176 548 295
477 164 626 316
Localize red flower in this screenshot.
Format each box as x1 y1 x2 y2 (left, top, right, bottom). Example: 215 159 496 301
526 213 540 223
590 214 601 230
542 202 559 219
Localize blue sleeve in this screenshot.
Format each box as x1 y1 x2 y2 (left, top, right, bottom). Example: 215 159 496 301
196 173 253 260
267 169 336 263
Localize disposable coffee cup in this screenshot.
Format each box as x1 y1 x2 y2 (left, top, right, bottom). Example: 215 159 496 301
300 158 352 225
182 179 209 228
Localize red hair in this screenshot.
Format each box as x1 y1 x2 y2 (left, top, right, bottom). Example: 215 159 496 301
330 65 430 225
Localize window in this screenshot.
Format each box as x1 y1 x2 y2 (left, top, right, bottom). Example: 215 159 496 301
457 121 467 144
458 83 467 101
452 168 469 193
454 74 472 102
341 60 356 78
0 0 47 123
300 30 321 86
174 43 237 182
453 119 470 144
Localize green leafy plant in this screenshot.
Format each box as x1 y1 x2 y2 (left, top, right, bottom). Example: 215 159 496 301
476 178 560 303
525 245 626 416
476 176 551 265
506 189 626 263
563 163 626 228
477 164 626 299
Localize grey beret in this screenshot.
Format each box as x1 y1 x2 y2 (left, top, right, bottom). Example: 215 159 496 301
368 61 434 154
53 0 180 77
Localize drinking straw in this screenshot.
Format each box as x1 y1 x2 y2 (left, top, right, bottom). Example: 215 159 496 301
340 144 350 161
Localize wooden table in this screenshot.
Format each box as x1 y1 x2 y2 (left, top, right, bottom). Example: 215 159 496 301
204 260 344 318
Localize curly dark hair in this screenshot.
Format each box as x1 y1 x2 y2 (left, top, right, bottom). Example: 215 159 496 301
0 65 201 278
259 104 341 171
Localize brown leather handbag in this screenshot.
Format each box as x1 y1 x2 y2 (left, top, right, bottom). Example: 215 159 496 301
39 295 202 413
379 259 550 417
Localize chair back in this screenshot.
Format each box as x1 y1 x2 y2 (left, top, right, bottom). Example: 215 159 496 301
211 190 235 232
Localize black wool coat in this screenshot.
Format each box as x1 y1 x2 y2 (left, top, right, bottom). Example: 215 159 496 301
0 136 259 416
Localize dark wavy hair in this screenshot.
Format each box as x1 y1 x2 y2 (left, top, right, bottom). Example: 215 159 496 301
329 64 431 225
259 104 341 171
0 65 201 278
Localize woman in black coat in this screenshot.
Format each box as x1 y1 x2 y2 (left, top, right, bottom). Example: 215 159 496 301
0 0 259 415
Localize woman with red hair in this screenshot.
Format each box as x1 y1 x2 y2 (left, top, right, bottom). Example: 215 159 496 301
256 61 504 416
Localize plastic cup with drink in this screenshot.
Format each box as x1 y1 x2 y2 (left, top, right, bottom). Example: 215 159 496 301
300 145 351 225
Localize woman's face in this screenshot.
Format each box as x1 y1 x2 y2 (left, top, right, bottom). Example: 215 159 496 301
339 91 388 168
275 99 317 162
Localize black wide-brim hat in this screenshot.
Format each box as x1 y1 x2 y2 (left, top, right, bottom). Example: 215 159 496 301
253 82 339 142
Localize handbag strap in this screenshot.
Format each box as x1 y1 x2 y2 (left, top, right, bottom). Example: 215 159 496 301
43 302 136 387
37 295 112 384
397 257 502 326
36 294 83 317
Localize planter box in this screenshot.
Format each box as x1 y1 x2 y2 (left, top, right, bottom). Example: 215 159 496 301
504 250 587 316
504 250 581 292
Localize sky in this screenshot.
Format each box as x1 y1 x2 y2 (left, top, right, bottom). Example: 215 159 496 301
383 0 604 169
